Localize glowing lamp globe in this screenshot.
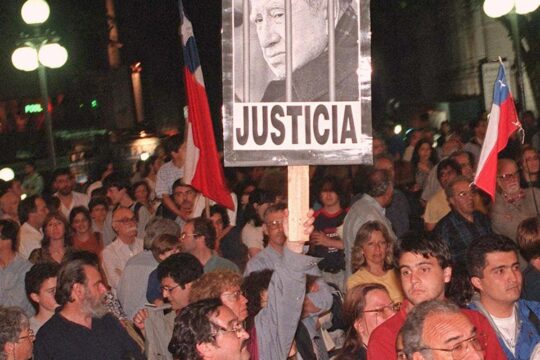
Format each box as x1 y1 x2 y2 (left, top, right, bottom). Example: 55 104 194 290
21 0 50 25
0 168 15 182
483 0 515 17
38 43 68 68
515 0 540 14
11 47 39 71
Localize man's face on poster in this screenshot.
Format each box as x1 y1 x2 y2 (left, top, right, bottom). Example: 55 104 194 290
250 0 328 79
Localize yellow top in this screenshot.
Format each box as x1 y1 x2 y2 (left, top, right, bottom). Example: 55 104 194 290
346 267 404 303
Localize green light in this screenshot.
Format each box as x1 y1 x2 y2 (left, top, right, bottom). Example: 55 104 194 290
24 103 43 113
91 99 98 108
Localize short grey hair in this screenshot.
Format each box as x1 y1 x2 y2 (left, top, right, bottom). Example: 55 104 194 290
0 306 29 360
401 300 461 359
143 217 181 250
444 175 470 199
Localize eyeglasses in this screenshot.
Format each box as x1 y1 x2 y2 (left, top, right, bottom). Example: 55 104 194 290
420 333 486 360
180 233 201 240
114 217 137 225
18 328 34 342
210 321 246 338
222 290 243 302
497 171 519 181
266 219 284 230
362 302 401 315
456 189 475 198
160 284 180 293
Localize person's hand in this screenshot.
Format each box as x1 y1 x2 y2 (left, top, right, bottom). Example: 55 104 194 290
285 208 315 253
133 308 148 330
310 231 330 247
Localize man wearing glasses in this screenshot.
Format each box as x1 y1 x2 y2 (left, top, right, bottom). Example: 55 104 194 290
367 233 505 360
102 207 144 291
169 298 250 360
433 176 493 266
401 300 486 360
491 158 540 243
467 234 540 360
132 252 203 360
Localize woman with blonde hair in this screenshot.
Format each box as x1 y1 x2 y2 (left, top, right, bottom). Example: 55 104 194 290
346 221 403 303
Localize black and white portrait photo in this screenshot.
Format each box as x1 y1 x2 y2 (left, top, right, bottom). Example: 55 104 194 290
222 0 372 166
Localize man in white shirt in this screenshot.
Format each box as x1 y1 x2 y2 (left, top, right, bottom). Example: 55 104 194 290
102 207 144 291
467 234 540 360
155 134 186 219
103 173 151 242
52 168 89 218
18 195 49 259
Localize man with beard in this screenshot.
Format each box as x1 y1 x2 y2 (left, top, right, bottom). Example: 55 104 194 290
490 159 540 243
169 298 250 360
52 168 89 219
103 173 151 242
102 207 144 291
33 259 144 359
467 234 540 360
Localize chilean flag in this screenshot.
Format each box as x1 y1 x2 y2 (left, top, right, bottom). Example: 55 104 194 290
474 62 521 200
179 1 234 210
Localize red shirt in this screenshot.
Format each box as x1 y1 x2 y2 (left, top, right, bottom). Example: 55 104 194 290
367 299 506 360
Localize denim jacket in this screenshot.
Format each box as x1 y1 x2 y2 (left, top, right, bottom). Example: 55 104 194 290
469 299 540 360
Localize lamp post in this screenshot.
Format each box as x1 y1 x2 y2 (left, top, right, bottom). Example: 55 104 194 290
11 0 68 169
483 0 539 115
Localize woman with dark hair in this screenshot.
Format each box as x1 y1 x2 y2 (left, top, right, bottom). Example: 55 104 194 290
131 181 157 215
241 269 274 359
241 189 278 258
144 155 163 200
69 206 103 255
29 212 74 265
234 179 257 228
346 221 403 304
411 138 438 192
335 284 397 360
0 306 34 360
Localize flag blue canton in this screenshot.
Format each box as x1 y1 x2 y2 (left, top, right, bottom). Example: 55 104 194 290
493 65 510 106
184 37 200 74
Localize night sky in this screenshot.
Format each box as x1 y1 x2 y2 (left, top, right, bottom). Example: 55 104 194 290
0 0 422 133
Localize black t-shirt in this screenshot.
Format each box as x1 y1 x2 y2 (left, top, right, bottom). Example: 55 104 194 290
34 312 144 360
308 208 347 272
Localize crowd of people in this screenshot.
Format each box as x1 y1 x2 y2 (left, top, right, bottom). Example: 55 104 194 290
1 113 540 360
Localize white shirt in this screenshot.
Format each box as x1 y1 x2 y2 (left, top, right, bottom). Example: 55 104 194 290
55 191 89 219
101 237 144 291
491 309 518 355
18 222 44 259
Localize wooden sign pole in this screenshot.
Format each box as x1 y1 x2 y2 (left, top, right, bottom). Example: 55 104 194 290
287 165 310 242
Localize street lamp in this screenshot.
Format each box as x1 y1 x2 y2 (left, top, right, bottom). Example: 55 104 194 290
11 0 68 168
483 0 539 115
